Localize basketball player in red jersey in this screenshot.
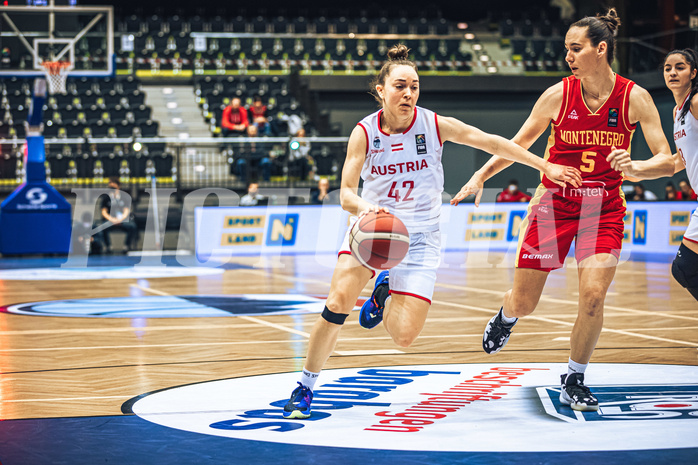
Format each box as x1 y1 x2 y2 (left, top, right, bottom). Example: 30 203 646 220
281 44 582 419
452 8 674 411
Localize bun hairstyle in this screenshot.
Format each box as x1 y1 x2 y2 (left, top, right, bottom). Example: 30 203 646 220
369 44 418 105
387 44 411 61
665 48 698 123
571 7 621 65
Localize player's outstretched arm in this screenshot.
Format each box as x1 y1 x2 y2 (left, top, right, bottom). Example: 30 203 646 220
440 117 581 198
450 83 578 206
606 85 674 179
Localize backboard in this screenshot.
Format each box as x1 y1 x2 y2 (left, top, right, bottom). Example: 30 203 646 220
0 1 114 78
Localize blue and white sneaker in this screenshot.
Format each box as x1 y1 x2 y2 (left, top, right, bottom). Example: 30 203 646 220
359 270 390 329
283 382 313 419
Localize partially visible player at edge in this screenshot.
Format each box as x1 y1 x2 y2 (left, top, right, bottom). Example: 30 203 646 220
451 9 674 411
282 44 583 419
662 49 698 301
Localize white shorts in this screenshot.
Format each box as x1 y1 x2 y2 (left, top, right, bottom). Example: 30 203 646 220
340 226 441 304
684 208 698 244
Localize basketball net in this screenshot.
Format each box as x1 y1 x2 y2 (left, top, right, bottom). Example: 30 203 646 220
41 61 71 95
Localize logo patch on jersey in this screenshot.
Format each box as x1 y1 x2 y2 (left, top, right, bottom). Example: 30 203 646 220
373 137 381 149
568 109 579 120
608 108 618 127
415 134 427 154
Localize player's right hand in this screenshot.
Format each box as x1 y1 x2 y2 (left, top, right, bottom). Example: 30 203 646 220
357 204 390 218
544 162 582 189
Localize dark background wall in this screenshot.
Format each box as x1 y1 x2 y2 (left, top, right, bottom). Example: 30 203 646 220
103 0 695 199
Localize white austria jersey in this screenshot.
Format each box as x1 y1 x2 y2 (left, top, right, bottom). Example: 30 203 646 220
675 94 698 190
357 106 444 233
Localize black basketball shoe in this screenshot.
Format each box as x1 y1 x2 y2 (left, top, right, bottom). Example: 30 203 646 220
482 307 517 354
559 373 599 411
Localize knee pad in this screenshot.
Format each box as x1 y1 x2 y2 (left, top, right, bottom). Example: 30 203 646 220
671 243 698 289
321 306 348 325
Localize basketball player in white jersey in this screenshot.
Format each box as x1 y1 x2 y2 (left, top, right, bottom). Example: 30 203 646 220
663 49 698 301
281 44 583 419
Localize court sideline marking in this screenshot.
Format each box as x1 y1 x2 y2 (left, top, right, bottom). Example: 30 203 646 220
130 283 311 337
4 327 697 353
434 282 698 323
130 272 698 348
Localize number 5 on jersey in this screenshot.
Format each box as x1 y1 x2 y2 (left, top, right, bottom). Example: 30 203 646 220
388 181 415 202
581 151 596 173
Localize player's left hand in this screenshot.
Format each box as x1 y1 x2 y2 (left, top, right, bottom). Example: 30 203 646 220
607 146 634 174
451 175 484 207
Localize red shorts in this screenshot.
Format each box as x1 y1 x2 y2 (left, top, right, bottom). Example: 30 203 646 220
516 186 625 271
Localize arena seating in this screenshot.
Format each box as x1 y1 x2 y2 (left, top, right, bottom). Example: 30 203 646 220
0 74 172 188
0 9 574 194
194 74 311 136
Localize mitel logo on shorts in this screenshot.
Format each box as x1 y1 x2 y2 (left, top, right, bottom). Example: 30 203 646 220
415 134 427 154
608 108 618 127
128 363 698 453
568 109 579 120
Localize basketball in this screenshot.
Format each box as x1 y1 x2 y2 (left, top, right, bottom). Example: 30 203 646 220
349 211 410 270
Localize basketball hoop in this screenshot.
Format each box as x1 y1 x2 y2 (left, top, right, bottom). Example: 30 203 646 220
41 61 71 94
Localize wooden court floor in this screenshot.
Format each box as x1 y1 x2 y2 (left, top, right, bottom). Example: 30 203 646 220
0 250 695 424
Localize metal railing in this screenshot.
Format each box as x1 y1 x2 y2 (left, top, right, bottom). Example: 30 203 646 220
623 27 698 74
0 135 349 194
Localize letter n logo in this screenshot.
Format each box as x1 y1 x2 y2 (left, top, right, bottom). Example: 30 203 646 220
266 214 299 246
633 211 646 245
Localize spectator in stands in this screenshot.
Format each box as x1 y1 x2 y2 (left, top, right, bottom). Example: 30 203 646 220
289 127 313 180
100 177 139 253
272 111 303 137
496 179 532 202
240 182 265 206
71 212 105 255
679 178 697 200
249 95 270 136
232 124 273 183
665 182 680 201
311 177 331 205
221 97 248 136
630 182 658 201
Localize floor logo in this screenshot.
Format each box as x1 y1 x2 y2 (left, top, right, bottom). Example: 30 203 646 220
126 363 697 453
0 266 224 281
1 294 329 318
538 384 698 422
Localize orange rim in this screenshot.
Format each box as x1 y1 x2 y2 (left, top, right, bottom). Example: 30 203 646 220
41 61 71 75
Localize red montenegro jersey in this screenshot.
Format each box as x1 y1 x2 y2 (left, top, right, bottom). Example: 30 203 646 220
543 74 636 199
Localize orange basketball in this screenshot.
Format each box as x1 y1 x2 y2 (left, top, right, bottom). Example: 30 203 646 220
349 211 410 270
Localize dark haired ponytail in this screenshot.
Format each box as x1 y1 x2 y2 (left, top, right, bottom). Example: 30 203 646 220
571 7 621 65
597 8 621 35
666 48 698 123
